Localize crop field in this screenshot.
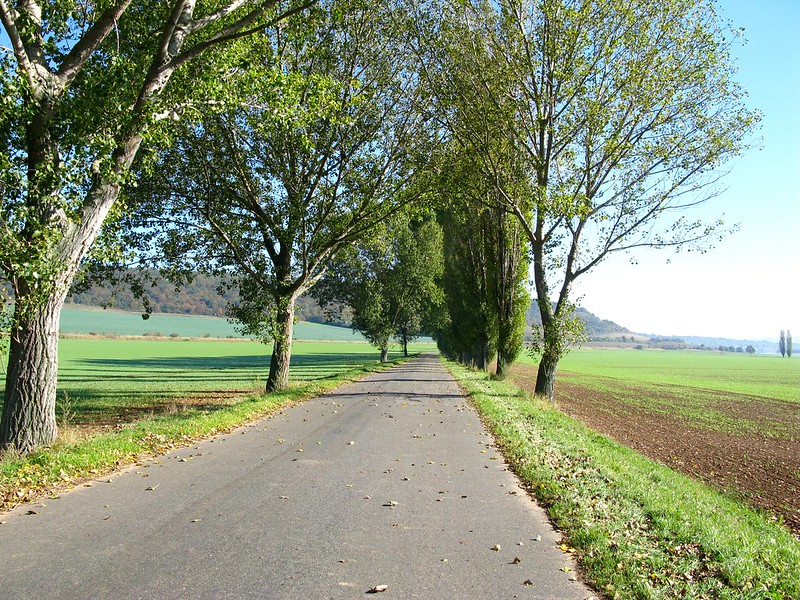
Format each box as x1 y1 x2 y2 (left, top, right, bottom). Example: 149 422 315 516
52 337 429 430
512 349 800 535
59 305 367 341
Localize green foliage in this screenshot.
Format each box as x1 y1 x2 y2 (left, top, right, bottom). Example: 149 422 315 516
413 0 759 397
527 301 587 361
314 215 445 356
125 0 428 353
1 1 320 450
435 208 497 369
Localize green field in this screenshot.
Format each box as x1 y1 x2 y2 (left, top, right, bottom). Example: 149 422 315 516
59 305 367 341
519 348 799 403
54 337 433 426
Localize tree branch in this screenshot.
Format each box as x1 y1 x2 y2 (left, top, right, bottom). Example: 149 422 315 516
56 0 132 89
168 0 318 73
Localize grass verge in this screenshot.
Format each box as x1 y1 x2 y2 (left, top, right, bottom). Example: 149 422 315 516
447 361 800 599
1 357 408 513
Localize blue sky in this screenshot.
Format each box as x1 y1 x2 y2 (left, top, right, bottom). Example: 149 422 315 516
573 0 800 341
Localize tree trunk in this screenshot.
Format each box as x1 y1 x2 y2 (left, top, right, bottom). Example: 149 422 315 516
0 293 66 453
534 350 559 401
266 298 295 392
495 353 508 379
380 346 389 363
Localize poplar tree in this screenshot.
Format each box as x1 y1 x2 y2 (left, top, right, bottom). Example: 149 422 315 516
125 0 429 391
413 0 759 399
779 330 786 357
0 0 316 453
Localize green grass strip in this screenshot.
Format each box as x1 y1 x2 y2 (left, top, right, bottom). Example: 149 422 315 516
1 357 409 510
447 361 800 599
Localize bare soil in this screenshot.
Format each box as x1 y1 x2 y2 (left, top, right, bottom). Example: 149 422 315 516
510 364 800 537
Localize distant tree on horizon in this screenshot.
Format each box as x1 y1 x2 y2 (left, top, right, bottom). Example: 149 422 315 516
788 330 793 358
779 330 786 357
746 345 756 356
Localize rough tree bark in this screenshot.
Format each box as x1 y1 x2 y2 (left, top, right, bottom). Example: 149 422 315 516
534 348 558 401
266 297 296 392
0 292 65 452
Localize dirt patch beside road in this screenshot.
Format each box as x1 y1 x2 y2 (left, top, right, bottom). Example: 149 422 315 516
510 364 800 537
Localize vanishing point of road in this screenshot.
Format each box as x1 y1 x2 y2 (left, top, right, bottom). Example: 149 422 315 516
0 354 594 599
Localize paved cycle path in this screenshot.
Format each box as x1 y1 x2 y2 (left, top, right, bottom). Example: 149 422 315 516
0 354 593 599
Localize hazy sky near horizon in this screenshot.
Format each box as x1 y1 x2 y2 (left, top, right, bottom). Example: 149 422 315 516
572 0 800 341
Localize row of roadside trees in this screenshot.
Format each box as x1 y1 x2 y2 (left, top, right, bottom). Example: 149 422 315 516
1 0 757 453
779 330 793 357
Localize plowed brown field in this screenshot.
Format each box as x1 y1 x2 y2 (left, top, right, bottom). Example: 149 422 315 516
510 363 800 537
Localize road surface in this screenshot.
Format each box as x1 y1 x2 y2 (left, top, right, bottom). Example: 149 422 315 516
0 354 593 599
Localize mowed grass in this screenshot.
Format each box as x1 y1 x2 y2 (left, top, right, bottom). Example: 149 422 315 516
520 348 798 403
451 362 800 599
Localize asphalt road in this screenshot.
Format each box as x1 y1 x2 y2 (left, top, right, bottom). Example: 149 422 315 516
0 354 593 599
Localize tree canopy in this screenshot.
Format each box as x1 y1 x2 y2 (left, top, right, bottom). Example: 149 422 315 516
413 0 759 398
124 0 431 390
0 0 317 452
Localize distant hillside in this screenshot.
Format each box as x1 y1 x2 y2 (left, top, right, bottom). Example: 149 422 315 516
59 305 364 341
526 303 629 337
66 272 341 325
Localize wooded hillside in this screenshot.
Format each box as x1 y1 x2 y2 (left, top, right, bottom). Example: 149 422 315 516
66 274 337 324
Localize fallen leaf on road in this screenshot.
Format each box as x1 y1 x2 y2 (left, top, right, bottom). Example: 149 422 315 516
367 584 388 593
145 485 159 491
348 441 355 445
491 544 501 551
25 510 37 515
383 501 398 507
523 579 534 587
280 496 289 499
511 557 521 564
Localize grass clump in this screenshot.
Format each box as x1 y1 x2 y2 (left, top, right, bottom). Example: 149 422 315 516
447 362 800 599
